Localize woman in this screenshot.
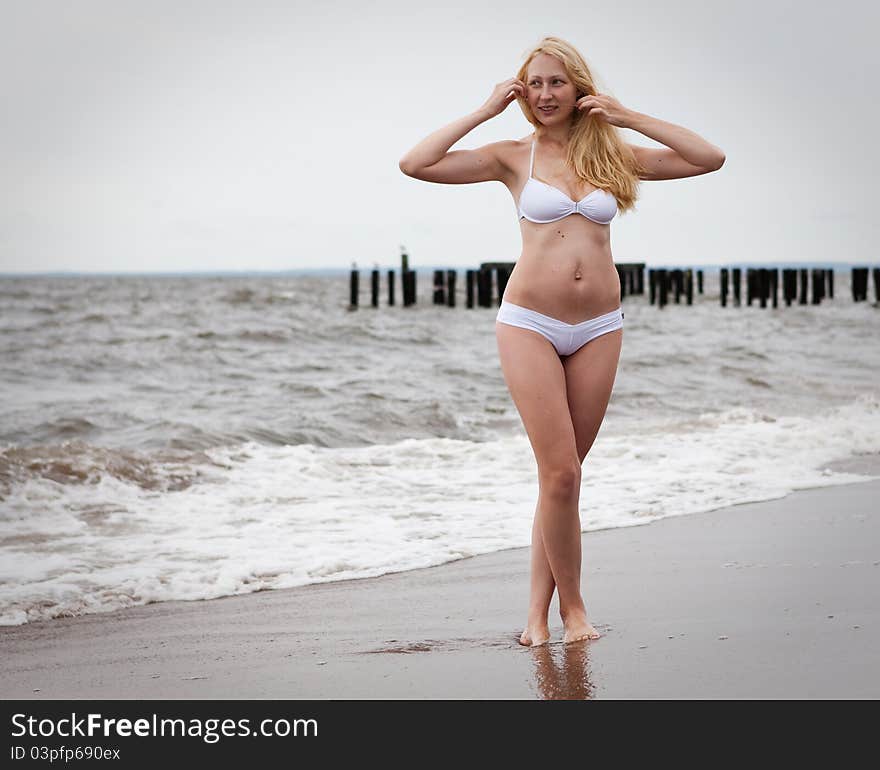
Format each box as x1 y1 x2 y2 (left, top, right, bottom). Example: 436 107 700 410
399 36 725 647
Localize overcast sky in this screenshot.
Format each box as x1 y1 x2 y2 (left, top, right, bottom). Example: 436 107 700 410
1 0 876 273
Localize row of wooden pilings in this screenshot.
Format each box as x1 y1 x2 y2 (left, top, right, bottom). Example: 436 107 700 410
716 266 877 307
349 263 880 309
587 266 877 308
649 267 876 307
349 262 646 309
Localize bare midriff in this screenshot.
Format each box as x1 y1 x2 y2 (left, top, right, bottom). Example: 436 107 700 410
503 217 621 326
501 139 622 326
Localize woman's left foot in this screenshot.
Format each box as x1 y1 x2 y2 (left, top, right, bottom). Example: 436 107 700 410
561 609 601 643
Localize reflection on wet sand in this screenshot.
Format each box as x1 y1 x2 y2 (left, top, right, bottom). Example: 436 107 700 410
360 632 599 699
528 639 596 700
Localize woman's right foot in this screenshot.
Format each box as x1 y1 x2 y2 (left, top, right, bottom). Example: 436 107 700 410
519 623 551 647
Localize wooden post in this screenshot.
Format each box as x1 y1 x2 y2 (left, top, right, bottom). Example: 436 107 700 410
758 268 768 308
466 269 475 308
433 269 445 305
649 269 656 305
403 270 417 307
349 266 359 309
387 269 395 306
697 269 704 294
873 267 880 302
371 269 379 308
686 269 693 305
496 266 510 305
799 269 808 305
732 268 741 306
827 269 834 299
446 270 456 307
720 268 729 307
857 267 869 301
771 268 778 308
400 246 413 307
477 268 490 307
658 269 668 308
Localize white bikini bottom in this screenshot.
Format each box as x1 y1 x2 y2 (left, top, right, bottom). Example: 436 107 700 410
495 300 624 357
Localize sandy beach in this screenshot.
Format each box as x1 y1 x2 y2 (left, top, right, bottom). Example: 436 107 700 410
2 477 878 699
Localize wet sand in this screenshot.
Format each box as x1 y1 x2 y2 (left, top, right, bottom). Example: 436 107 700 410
2 479 879 699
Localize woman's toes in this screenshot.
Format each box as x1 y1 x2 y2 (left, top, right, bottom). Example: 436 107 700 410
519 628 550 647
563 627 601 644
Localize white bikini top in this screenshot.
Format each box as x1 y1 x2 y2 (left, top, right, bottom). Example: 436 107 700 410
518 139 618 225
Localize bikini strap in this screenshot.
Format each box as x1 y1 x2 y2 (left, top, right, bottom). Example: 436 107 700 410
529 139 536 177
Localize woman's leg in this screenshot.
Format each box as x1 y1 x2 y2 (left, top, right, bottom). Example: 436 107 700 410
495 321 582 646
525 497 556 641
557 328 623 641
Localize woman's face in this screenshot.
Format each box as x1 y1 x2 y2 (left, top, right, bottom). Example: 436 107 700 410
525 53 579 123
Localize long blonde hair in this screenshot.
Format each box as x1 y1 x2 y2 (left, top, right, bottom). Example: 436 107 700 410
515 36 644 213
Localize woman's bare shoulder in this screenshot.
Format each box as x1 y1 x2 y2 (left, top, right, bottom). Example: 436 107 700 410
493 135 534 184
497 135 534 161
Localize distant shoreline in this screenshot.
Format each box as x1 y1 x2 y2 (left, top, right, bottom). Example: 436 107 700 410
0 262 866 279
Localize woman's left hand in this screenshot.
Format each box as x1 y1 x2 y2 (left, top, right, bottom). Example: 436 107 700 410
576 93 634 128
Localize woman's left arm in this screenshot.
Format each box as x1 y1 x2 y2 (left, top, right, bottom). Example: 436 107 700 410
578 94 726 179
626 111 726 177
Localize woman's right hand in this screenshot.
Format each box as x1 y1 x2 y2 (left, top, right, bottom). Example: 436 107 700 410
478 78 526 118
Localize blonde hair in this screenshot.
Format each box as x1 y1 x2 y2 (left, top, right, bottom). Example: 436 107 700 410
515 36 644 213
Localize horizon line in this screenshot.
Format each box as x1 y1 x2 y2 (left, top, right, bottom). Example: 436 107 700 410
1 260 875 278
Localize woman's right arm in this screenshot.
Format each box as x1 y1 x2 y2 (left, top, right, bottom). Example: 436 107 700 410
398 78 525 185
